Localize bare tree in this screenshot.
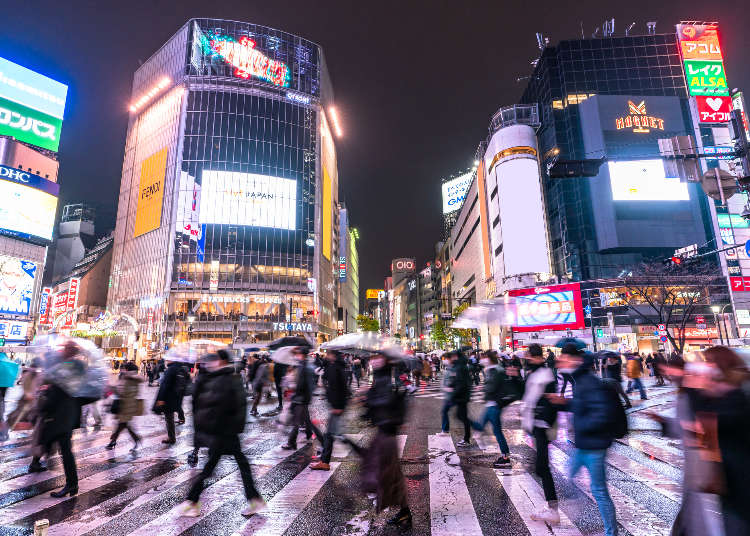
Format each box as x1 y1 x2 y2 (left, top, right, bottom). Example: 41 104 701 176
621 261 720 354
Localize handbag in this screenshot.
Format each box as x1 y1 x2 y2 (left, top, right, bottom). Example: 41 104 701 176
110 398 121 415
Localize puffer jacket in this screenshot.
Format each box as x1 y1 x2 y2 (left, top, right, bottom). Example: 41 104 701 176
115 371 144 423
192 366 247 438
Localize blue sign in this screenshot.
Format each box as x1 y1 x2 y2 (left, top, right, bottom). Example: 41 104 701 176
745 239 750 259
584 304 592 318
704 146 734 160
0 57 67 119
0 164 59 195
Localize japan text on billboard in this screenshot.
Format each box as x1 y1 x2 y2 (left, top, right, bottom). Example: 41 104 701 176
0 255 37 316
66 278 80 310
365 289 384 300
0 57 67 119
134 147 168 237
695 96 732 123
507 283 585 332
677 24 729 98
0 96 63 152
441 172 473 214
676 25 723 61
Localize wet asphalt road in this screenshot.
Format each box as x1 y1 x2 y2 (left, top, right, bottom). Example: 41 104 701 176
0 372 685 535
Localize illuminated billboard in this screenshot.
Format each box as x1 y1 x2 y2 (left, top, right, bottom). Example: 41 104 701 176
677 24 729 98
133 148 168 237
199 170 297 230
695 96 732 123
0 164 58 242
608 160 689 201
441 172 473 214
0 96 62 152
366 289 384 300
684 60 729 96
508 283 584 332
0 255 37 316
0 57 67 119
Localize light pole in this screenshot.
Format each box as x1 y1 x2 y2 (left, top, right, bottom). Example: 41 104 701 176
711 305 724 346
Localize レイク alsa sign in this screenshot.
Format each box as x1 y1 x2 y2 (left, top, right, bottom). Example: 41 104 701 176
615 100 665 133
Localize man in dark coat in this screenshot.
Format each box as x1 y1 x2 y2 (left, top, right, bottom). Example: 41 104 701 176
179 350 265 518
155 359 187 444
440 350 472 446
282 347 323 450
311 350 349 470
555 345 618 536
36 381 80 497
272 361 287 412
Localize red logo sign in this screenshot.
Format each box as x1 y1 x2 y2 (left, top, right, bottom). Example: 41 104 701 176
677 25 723 61
696 96 732 123
730 276 750 291
66 278 80 310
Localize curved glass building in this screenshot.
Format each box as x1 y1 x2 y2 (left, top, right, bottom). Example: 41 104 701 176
109 19 341 351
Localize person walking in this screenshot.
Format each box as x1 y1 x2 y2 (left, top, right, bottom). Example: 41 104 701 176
37 379 80 497
555 345 619 536
625 353 647 400
179 350 265 517
440 350 472 446
249 356 270 417
281 346 323 450
0 352 20 440
470 350 521 467
311 350 349 471
352 356 362 388
107 362 144 451
154 358 186 444
602 352 631 409
653 352 666 386
272 360 287 412
522 344 561 524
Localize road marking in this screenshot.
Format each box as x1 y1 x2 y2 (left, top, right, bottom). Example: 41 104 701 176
428 433 483 536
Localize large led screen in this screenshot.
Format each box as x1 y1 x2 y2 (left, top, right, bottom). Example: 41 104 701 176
0 57 67 119
508 283 585 332
608 160 689 201
0 165 58 241
0 255 37 316
199 170 297 230
441 172 473 214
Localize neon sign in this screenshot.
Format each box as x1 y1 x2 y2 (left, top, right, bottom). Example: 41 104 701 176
696 95 732 123
202 33 290 87
615 100 664 133
677 24 730 98
684 60 728 96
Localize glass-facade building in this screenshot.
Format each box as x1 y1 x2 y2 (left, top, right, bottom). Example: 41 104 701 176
109 19 341 347
520 32 716 281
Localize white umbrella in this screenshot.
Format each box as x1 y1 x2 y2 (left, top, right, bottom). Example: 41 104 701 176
321 332 399 353
270 346 301 366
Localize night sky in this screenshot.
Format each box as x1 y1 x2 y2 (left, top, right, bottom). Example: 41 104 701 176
2 0 748 293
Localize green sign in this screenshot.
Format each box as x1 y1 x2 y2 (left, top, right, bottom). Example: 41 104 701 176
0 96 62 151
596 328 604 338
717 213 750 229
684 60 729 96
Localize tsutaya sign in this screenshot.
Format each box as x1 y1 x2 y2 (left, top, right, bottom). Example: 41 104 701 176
615 100 665 133
272 322 314 332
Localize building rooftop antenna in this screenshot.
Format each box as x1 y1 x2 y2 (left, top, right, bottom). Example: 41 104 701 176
625 22 636 36
646 21 657 34
535 32 546 51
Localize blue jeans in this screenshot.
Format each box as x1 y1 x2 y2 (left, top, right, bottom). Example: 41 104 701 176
569 449 617 536
626 377 647 399
470 405 509 455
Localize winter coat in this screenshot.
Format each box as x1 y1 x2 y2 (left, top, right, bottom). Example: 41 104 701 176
568 365 615 450
252 362 269 392
364 367 404 434
445 357 471 403
115 371 144 423
521 365 558 438
605 358 623 382
422 359 432 377
483 365 523 407
155 362 185 411
38 383 80 445
323 358 349 410
291 362 316 405
192 366 247 440
626 357 642 379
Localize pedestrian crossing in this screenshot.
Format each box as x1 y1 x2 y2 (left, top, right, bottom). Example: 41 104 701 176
0 390 686 536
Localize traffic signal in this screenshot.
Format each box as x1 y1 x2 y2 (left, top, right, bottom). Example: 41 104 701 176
664 256 683 266
671 256 683 265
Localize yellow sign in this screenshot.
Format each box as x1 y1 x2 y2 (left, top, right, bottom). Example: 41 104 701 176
322 166 332 260
133 147 168 237
366 289 384 300
615 100 664 134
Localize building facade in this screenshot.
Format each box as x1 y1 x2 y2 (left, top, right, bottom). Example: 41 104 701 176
108 18 342 350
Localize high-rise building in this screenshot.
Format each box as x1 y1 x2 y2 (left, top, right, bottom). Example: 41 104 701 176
520 26 716 281
337 204 359 333
108 18 343 350
51 203 97 282
0 56 67 342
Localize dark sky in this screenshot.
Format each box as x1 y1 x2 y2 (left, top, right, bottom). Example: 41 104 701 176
1 1 748 292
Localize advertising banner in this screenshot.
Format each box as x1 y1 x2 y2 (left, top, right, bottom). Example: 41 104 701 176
0 96 62 151
0 319 29 342
0 165 58 242
199 170 297 231
366 289 384 300
732 92 750 141
133 147 168 237
66 277 80 310
684 60 729 96
441 172 473 214
0 57 67 119
0 256 36 316
508 283 585 332
38 286 51 324
209 260 220 291
676 25 723 61
695 96 732 123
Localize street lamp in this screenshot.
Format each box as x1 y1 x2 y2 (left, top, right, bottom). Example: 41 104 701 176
710 305 724 346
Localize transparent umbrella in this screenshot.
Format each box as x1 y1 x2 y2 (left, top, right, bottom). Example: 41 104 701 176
32 336 108 400
452 301 515 329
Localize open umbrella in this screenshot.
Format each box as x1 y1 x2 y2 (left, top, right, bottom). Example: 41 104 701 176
270 345 302 366
554 337 587 351
0 353 20 388
268 336 312 350
321 332 399 353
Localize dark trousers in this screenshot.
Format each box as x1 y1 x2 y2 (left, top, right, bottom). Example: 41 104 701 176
533 427 556 502
560 374 573 395
165 411 176 441
251 389 263 413
287 403 323 447
187 435 260 503
177 397 185 422
38 433 77 488
603 378 630 407
274 377 284 407
111 421 140 443
320 413 342 464
441 400 471 442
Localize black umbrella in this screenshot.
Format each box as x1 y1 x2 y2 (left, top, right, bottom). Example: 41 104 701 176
554 337 587 350
268 336 310 351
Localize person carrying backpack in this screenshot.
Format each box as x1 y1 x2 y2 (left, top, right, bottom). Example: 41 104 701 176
553 344 621 536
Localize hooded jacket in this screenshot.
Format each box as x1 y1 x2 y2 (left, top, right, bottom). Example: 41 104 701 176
192 366 247 438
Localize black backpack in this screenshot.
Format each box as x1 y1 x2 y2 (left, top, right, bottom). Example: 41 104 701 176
601 380 628 439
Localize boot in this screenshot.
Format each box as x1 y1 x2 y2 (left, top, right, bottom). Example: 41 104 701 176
106 440 116 450
386 507 412 528
28 460 48 473
50 484 78 498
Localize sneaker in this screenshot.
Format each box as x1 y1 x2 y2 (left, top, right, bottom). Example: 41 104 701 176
492 456 511 468
456 439 472 447
438 431 450 436
310 461 330 470
178 500 201 517
530 509 560 525
241 497 267 517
